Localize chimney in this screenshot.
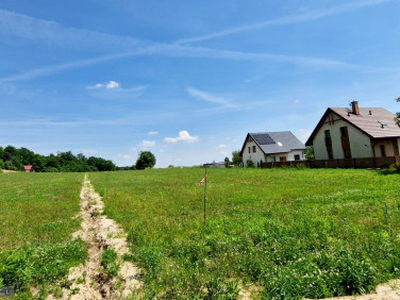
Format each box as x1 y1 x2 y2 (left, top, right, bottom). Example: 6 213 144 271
351 101 360 115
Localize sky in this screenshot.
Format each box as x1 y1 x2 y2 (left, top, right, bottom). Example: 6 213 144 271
1 0 400 168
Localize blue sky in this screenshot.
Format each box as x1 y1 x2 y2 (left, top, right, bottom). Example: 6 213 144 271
1 0 399 167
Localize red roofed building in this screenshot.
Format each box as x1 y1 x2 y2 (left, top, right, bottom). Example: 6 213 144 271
24 165 34 172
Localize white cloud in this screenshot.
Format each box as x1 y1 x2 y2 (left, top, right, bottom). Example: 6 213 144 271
148 131 158 135
139 140 156 148
123 155 131 160
87 80 120 89
164 130 199 144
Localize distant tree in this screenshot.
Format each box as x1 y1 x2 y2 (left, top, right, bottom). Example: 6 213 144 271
395 97 400 127
0 147 4 161
33 154 47 172
224 157 231 168
0 159 4 170
135 151 156 170
305 146 315 160
232 150 243 167
4 160 17 171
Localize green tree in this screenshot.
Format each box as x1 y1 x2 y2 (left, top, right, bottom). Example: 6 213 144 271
305 146 315 160
246 159 255 168
0 159 4 170
232 151 243 167
395 97 400 127
224 157 231 168
4 160 17 171
135 151 156 170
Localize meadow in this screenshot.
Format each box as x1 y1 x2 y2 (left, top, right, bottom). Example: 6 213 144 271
90 168 400 299
1 168 399 299
0 172 86 298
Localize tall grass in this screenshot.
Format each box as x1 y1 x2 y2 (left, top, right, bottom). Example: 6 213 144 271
90 168 400 299
0 172 86 298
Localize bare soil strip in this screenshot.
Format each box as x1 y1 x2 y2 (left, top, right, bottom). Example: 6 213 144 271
52 174 142 299
314 279 400 300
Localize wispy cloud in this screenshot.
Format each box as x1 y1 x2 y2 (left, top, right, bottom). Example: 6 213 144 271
0 9 147 51
187 87 238 108
216 144 228 156
164 130 199 144
0 2 379 85
87 84 148 99
175 0 393 45
148 131 158 135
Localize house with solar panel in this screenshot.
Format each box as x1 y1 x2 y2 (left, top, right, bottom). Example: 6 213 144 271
240 131 306 167
306 101 400 160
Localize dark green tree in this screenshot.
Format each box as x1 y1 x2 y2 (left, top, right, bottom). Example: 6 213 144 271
224 157 231 168
232 150 243 167
305 146 315 160
0 159 4 170
135 151 156 170
395 97 400 127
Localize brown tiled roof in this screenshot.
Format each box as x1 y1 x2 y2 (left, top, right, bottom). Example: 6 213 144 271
306 106 400 146
330 107 400 138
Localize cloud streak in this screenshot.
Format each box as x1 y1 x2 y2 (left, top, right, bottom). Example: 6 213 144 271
175 0 393 44
0 1 386 84
187 87 238 108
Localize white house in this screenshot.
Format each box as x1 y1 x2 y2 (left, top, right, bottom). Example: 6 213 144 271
240 131 306 167
306 101 400 160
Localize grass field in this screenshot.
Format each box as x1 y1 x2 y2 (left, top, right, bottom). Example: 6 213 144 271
0 172 86 298
89 168 400 299
1 168 399 299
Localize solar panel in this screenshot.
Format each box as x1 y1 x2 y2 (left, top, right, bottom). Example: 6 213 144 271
252 133 275 145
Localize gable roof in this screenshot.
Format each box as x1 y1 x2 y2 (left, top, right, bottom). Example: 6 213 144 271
306 107 400 146
241 131 306 156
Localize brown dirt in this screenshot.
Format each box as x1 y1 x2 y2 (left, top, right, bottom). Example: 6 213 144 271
49 174 142 299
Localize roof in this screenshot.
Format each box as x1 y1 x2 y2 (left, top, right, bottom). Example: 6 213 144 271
24 165 33 170
306 106 400 146
241 131 306 156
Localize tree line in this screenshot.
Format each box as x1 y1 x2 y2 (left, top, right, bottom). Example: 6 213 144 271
0 146 157 172
0 146 117 172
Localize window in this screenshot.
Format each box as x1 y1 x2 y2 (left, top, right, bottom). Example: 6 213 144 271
294 154 300 161
248 147 251 154
324 130 331 138
340 126 347 138
380 145 386 157
253 146 256 153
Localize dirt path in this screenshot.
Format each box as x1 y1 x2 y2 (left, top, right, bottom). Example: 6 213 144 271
314 280 400 300
51 174 142 299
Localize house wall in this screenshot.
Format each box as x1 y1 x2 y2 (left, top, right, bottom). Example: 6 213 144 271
313 115 373 159
266 150 304 162
242 139 266 167
373 139 397 157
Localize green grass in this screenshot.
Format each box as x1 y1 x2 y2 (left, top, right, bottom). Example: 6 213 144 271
0 172 87 298
90 168 400 299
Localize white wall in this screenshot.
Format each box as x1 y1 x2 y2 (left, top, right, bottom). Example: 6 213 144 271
266 150 304 162
313 115 373 159
242 139 266 167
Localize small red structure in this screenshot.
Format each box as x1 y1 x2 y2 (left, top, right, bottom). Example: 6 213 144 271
24 165 34 172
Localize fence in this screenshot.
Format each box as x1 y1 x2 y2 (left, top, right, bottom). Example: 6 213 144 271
261 156 400 169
